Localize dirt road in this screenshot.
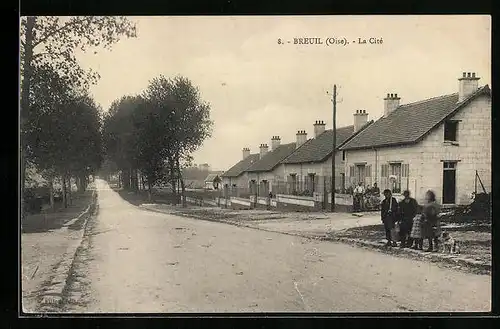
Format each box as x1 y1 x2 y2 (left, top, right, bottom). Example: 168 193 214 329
65 180 491 313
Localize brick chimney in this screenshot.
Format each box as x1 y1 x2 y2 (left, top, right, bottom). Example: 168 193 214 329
353 110 368 132
458 72 480 102
296 130 307 148
242 147 250 160
384 93 401 117
313 120 326 138
271 136 281 151
259 144 269 159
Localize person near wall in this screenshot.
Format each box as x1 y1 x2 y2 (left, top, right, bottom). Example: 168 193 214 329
421 190 442 252
353 182 365 212
398 190 418 248
381 189 399 247
371 183 380 197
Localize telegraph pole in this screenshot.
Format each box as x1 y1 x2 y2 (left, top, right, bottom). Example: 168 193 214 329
330 85 337 212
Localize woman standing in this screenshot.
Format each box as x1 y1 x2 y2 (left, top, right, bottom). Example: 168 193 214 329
421 190 441 252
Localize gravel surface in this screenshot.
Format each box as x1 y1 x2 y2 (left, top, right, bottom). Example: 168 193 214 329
62 180 491 313
21 193 93 313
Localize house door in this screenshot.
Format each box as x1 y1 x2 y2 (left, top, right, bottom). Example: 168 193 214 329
442 162 457 204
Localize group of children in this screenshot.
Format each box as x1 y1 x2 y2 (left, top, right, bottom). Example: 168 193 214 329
381 188 442 252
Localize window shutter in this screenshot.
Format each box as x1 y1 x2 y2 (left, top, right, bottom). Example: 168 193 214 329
349 165 355 177
366 165 371 177
380 164 389 190
402 164 409 177
402 164 410 191
381 164 389 178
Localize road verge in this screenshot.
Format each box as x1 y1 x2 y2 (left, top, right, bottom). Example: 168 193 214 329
38 190 98 312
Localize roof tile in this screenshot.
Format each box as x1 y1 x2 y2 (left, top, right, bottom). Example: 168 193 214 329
221 154 260 177
340 86 490 150
247 143 297 172
282 125 356 164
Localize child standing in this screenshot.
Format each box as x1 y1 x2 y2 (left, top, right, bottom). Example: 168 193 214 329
410 213 423 250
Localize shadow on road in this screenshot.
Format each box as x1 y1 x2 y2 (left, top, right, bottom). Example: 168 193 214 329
114 188 179 207
22 193 92 234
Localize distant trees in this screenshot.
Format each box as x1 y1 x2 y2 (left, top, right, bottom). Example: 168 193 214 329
20 16 136 215
102 75 213 204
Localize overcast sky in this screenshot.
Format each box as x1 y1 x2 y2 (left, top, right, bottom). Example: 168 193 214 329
76 15 491 171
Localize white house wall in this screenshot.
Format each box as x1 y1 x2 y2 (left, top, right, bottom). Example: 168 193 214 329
222 172 250 188
344 94 491 205
282 152 346 189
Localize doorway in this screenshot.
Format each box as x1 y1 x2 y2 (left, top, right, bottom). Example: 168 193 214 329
442 161 457 204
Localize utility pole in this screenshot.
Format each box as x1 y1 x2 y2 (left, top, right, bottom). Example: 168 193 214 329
330 84 337 212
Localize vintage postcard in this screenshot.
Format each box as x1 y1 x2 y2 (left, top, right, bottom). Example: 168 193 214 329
20 15 491 313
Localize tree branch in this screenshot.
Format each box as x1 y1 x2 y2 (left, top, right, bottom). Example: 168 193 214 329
32 16 99 49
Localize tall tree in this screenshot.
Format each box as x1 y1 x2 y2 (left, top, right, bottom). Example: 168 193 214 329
103 95 144 189
27 65 104 208
143 75 213 206
20 16 136 215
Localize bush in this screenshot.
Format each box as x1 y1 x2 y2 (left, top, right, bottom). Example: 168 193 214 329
23 188 43 214
442 192 491 222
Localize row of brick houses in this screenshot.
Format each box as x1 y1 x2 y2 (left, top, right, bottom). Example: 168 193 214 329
220 72 491 210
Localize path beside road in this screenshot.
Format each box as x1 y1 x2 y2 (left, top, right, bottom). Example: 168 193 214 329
21 189 96 313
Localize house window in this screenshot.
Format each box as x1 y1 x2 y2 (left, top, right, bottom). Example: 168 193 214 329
389 163 402 194
444 121 458 142
308 173 316 195
288 174 297 194
355 165 366 184
342 151 346 161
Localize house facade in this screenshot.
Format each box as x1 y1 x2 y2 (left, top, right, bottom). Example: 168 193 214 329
221 148 259 197
246 138 297 197
280 115 372 196
340 72 491 206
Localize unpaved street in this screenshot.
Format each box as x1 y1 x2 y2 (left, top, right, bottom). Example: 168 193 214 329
65 180 491 312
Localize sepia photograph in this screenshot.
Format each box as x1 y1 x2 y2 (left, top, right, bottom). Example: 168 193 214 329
20 15 491 313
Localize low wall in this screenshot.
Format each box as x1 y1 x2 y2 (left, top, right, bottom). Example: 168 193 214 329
327 193 354 212
255 196 275 209
185 196 218 207
186 193 356 213
230 197 252 210
216 197 231 208
275 194 322 212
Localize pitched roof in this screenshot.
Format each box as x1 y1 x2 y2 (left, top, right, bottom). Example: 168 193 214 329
340 86 491 150
204 173 222 182
246 143 297 172
282 124 366 164
221 154 260 178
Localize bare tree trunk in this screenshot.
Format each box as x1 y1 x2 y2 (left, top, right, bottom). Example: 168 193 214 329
20 17 36 222
147 179 152 202
129 167 133 190
48 176 55 211
62 175 68 208
175 157 186 207
180 176 186 207
67 175 73 206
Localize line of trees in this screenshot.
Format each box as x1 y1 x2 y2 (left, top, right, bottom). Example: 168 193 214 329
20 16 136 214
101 75 214 205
